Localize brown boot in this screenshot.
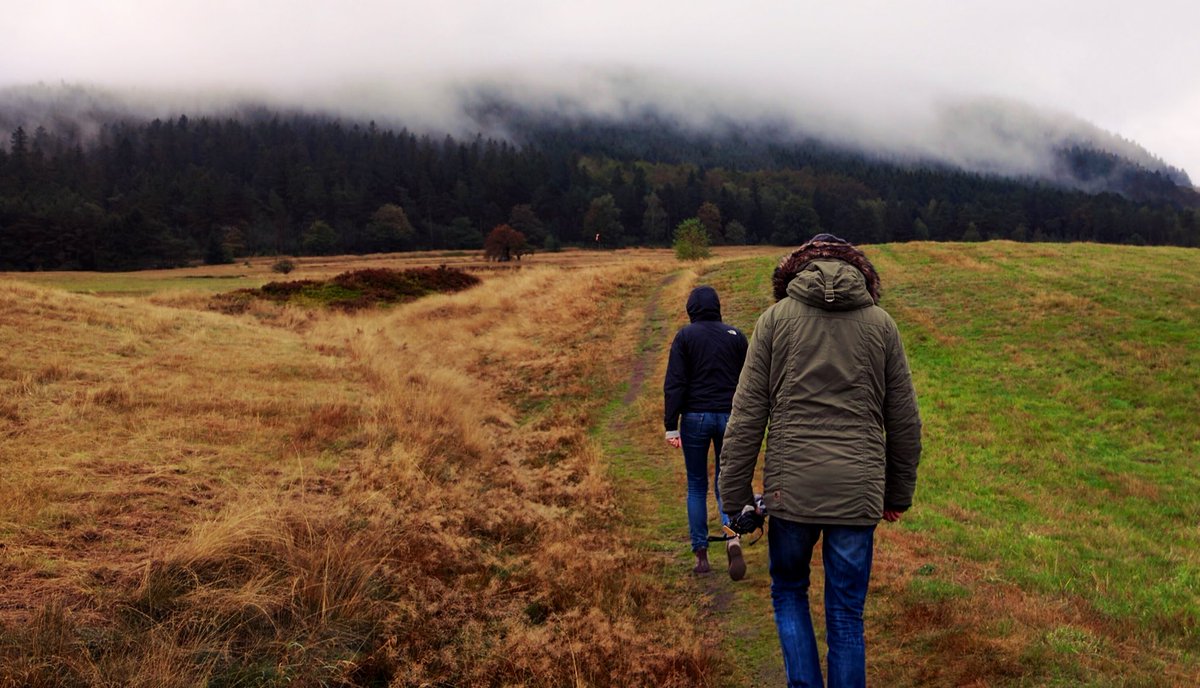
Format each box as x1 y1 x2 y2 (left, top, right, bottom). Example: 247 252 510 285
693 548 711 575
726 536 746 581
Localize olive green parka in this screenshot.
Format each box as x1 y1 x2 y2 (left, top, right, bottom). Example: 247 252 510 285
717 257 922 525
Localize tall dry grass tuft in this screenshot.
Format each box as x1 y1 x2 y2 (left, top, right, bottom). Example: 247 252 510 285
118 503 401 683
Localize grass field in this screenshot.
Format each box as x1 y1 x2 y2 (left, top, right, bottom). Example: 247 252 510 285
689 241 1200 686
4 247 768 296
1 242 1197 686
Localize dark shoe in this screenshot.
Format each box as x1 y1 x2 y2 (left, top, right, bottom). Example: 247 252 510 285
693 548 711 575
726 537 746 581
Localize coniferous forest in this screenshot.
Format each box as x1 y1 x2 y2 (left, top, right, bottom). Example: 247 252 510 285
1 110 1197 270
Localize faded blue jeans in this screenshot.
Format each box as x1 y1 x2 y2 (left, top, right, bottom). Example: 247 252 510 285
680 412 731 552
768 517 876 688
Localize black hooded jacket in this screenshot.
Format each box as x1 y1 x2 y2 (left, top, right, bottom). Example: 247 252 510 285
663 286 749 431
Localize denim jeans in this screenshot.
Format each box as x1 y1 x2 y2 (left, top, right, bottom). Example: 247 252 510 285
680 412 731 552
768 517 876 688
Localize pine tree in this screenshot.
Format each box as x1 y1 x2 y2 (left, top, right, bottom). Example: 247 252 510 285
584 194 623 247
508 204 545 247
697 201 724 245
301 220 339 255
642 192 669 245
724 220 748 245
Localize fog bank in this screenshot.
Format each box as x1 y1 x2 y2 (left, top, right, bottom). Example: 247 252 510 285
1 1 1196 181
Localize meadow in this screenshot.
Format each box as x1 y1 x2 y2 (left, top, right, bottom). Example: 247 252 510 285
688 242 1200 686
0 242 1197 686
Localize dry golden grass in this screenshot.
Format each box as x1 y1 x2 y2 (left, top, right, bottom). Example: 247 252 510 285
0 255 731 685
2 246 770 298
0 281 373 681
913 243 999 272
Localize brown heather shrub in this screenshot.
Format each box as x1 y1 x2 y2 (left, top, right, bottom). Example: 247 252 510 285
207 290 255 315
332 265 479 295
271 258 296 274
258 279 321 298
217 266 483 314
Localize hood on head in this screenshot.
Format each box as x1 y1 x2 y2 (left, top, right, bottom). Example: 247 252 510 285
686 286 722 322
772 235 881 304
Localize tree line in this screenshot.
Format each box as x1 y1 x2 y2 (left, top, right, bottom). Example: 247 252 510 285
0 112 1197 270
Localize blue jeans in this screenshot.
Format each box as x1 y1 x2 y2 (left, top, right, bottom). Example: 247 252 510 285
680 412 731 552
768 517 876 688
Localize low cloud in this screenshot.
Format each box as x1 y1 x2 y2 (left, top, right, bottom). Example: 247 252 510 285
1 1 1196 181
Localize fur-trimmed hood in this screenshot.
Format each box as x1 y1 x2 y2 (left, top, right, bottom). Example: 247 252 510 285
772 234 881 304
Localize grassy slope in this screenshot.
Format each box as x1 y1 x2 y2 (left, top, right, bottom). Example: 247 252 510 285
2 241 1196 685
688 241 1198 686
0 282 359 578
1 247 772 296
0 261 719 685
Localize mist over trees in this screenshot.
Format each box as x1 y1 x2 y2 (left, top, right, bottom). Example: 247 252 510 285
0 110 1197 270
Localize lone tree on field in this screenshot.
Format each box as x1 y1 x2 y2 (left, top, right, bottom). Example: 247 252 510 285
484 224 528 262
673 218 710 261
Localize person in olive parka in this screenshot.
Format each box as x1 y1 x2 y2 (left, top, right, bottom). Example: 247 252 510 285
718 234 922 688
664 286 749 578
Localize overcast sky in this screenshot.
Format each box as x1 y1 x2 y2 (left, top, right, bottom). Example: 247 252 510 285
3 0 1198 180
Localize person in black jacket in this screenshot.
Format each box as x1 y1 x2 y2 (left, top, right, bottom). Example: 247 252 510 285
664 285 749 577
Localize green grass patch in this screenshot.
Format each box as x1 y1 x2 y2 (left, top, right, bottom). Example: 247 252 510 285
907 576 970 603
706 242 1200 663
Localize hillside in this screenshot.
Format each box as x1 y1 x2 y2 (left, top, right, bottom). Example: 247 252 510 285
1 88 1199 271
472 95 1195 196
1 242 1198 685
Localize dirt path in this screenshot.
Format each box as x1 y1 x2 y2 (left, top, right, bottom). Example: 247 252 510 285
621 271 679 407
601 267 786 687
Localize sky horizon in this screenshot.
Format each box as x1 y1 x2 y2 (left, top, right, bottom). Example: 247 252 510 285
3 1 1198 183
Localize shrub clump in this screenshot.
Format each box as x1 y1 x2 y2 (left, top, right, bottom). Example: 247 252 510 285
271 258 296 274
220 266 480 312
673 218 711 261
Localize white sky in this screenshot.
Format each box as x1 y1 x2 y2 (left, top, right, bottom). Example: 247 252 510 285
3 0 1198 180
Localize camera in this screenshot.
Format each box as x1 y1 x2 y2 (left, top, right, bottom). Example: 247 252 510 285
724 494 766 536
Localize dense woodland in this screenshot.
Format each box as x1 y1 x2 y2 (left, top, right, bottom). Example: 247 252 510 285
1 111 1197 270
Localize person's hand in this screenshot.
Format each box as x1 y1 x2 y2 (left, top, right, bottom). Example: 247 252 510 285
666 437 682 449
883 510 902 522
